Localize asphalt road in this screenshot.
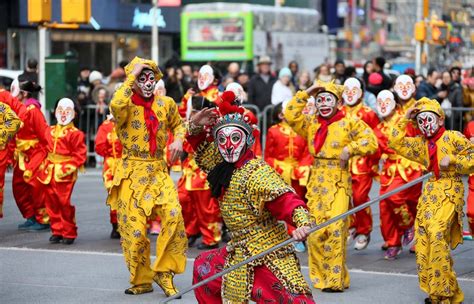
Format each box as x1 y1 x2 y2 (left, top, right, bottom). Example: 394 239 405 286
1 170 473 304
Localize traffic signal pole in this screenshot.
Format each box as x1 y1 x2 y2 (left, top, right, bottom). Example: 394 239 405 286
415 0 423 75
38 25 50 122
151 0 159 64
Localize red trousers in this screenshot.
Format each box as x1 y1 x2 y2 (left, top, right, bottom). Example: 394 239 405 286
350 173 373 235
379 175 421 247
0 149 10 218
467 175 474 234
42 179 78 239
110 210 117 224
193 246 315 304
12 166 48 224
179 184 222 245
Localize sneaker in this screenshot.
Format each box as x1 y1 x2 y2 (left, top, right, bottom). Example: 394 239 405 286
354 234 370 250
110 224 120 239
409 244 416 254
26 222 50 231
293 241 306 253
402 227 415 247
149 221 161 235
18 217 36 230
463 230 473 241
384 247 402 260
187 234 200 247
153 272 180 298
381 242 388 251
49 235 63 244
197 243 219 250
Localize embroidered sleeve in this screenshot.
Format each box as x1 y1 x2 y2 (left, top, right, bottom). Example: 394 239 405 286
194 139 223 174
346 118 379 156
284 90 312 139
292 207 312 228
0 102 21 148
448 131 474 175
110 75 135 128
388 117 428 167
166 97 185 141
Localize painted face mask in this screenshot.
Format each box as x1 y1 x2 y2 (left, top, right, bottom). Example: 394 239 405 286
416 111 441 138
394 75 415 101
216 126 247 163
136 69 156 98
315 92 337 118
225 82 245 105
198 65 214 91
376 90 396 118
302 97 316 115
55 98 75 126
342 77 362 106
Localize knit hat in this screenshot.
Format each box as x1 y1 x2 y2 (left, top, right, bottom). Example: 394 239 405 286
278 67 292 79
88 71 103 84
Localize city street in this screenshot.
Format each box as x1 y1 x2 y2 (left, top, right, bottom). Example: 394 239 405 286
0 170 473 303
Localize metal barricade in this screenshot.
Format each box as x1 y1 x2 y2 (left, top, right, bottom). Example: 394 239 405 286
443 107 473 133
77 104 107 165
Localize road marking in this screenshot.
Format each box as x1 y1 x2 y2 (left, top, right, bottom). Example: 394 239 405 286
0 281 122 292
1 246 473 283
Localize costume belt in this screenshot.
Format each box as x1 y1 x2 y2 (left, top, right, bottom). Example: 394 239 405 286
47 153 72 163
16 139 39 152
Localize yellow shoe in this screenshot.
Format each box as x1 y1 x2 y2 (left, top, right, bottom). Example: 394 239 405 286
124 283 153 295
153 272 180 298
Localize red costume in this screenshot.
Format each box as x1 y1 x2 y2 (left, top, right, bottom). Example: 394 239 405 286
343 104 379 236
374 115 422 248
13 103 49 225
37 124 87 239
179 86 219 118
464 121 474 234
0 90 27 218
95 118 123 225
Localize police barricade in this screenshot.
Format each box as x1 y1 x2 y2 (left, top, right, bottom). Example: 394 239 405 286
444 107 473 133
77 104 107 165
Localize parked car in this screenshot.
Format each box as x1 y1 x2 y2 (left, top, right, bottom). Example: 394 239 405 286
0 69 22 89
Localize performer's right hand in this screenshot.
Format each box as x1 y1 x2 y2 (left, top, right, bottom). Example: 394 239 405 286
131 63 149 77
305 84 324 97
405 107 419 120
190 108 218 127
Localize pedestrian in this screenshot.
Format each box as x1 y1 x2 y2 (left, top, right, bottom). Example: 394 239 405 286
440 70 464 130
18 58 39 84
297 71 312 91
95 111 122 239
247 55 276 111
362 60 374 87
164 66 190 104
333 59 346 84
77 67 91 107
188 91 315 303
415 74 425 88
265 101 311 252
462 77 474 123
372 57 392 90
289 60 299 87
237 72 250 92
366 72 384 97
107 57 187 296
415 68 447 101
285 81 378 292
374 90 422 258
271 67 293 105
37 98 87 245
450 66 462 85
342 77 379 250
11 81 50 231
224 62 240 80
389 97 473 304
464 120 474 238
314 64 333 82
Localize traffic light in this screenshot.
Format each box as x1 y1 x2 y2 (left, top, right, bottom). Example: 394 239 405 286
414 21 426 42
61 0 91 24
429 20 449 45
28 0 52 23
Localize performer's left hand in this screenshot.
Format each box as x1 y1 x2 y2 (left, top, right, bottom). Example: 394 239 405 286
292 226 311 241
169 139 183 163
440 155 451 170
339 146 350 169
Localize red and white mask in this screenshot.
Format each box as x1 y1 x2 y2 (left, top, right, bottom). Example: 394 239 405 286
136 69 156 98
315 92 337 118
376 90 396 118
394 75 415 101
225 82 244 105
198 65 214 91
55 98 75 126
416 111 441 138
216 126 247 163
342 77 362 106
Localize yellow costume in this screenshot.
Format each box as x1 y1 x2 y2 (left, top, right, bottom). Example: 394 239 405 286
108 57 187 295
0 101 21 149
285 86 378 291
389 98 474 303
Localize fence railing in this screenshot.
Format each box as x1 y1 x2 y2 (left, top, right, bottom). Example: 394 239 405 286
77 104 474 165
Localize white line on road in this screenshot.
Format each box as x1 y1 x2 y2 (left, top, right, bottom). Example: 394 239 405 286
2 246 473 283
0 281 122 292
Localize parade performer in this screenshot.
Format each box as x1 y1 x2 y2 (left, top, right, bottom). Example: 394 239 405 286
178 96 222 249
12 82 49 230
188 90 315 303
0 88 26 219
463 120 474 236
37 98 87 245
374 90 423 259
108 57 187 296
389 97 473 304
285 81 378 292
95 112 123 239
342 77 379 250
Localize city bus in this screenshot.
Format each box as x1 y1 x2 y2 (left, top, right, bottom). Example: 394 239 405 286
181 3 329 72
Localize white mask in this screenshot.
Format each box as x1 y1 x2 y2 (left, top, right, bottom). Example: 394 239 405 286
198 65 214 91
342 77 362 106
315 92 337 118
154 79 166 97
216 126 247 163
136 69 156 98
394 75 415 101
376 90 396 118
416 111 441 138
10 79 20 98
302 96 316 115
55 98 75 126
225 82 244 105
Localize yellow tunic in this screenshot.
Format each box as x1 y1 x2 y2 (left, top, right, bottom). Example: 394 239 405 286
0 102 21 149
285 90 378 290
108 74 187 286
389 117 474 303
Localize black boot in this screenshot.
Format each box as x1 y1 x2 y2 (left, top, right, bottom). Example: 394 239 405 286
188 234 200 247
49 235 63 244
62 238 75 245
197 243 219 250
110 223 120 239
